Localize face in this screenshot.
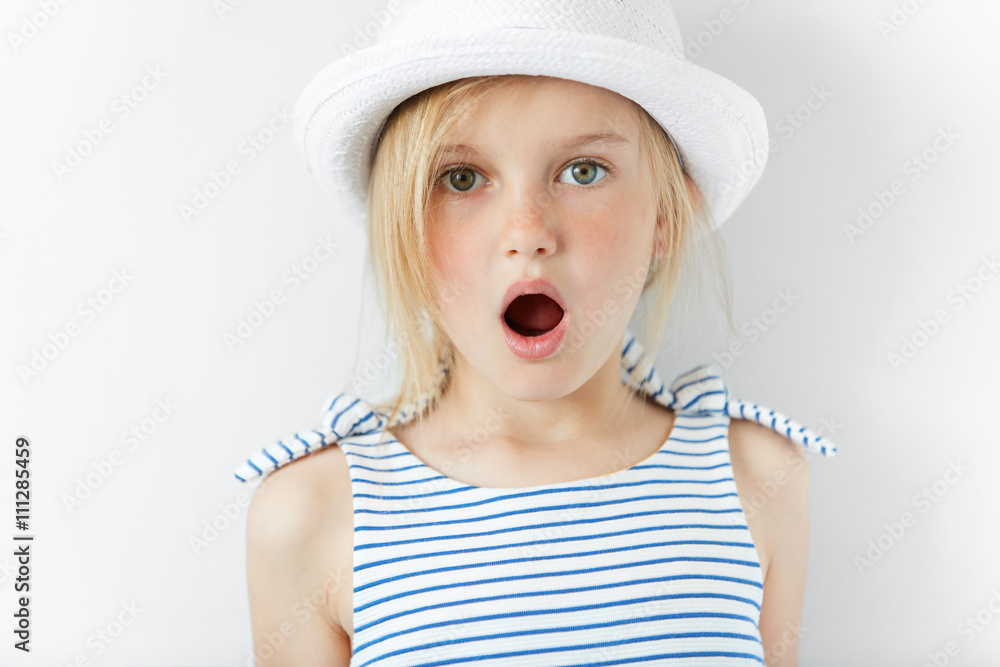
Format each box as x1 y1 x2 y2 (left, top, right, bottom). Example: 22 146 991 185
425 76 661 402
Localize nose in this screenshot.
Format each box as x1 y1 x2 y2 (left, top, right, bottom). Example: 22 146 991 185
502 181 557 260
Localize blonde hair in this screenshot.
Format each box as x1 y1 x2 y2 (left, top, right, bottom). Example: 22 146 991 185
363 74 734 458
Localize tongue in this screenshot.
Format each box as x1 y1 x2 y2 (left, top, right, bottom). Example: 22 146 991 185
505 294 564 336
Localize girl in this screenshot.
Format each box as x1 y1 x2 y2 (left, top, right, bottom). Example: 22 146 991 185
235 1 837 665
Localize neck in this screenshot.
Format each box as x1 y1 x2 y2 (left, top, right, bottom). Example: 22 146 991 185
429 339 645 457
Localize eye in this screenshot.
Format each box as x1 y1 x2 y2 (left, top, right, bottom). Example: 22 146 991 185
558 160 610 186
439 166 486 194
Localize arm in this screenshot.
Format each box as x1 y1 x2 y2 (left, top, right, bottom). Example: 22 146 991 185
245 447 352 666
729 418 811 667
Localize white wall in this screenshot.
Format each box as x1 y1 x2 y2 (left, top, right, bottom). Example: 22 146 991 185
1 0 997 664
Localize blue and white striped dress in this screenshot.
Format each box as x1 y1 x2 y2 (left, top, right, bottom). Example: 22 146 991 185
235 328 836 666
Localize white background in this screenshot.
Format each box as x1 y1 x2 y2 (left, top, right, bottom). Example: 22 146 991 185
1 0 998 665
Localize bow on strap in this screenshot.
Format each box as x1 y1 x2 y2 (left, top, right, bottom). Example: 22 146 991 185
234 328 836 483
233 394 388 483
620 333 837 458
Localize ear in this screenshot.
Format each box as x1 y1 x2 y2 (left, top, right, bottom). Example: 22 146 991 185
651 203 668 261
652 231 665 261
649 193 665 261
683 172 702 208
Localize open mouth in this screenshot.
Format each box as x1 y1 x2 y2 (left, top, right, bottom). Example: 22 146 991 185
503 293 565 337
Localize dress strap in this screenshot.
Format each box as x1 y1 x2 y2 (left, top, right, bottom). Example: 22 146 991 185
233 353 449 482
622 329 837 458
233 394 380 482
234 328 836 482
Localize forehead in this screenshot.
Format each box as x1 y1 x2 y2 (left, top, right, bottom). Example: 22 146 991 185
440 76 641 153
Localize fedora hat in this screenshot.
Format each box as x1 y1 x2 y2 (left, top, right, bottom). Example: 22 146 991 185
293 0 769 228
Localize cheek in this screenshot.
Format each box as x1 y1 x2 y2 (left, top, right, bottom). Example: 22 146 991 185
428 224 483 308
573 195 652 276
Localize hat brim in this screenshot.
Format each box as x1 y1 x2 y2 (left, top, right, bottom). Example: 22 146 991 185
294 26 769 228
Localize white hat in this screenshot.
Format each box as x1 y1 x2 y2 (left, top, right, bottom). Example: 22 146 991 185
293 0 769 229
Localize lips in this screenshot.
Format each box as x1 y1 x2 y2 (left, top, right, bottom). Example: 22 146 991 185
500 279 567 336
499 279 569 360
505 294 565 335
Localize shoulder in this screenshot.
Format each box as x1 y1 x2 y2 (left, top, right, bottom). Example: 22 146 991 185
246 444 353 634
247 443 350 546
727 417 811 498
727 416 811 660
727 417 811 551
726 416 811 576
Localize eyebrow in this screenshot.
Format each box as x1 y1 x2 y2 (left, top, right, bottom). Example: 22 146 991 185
439 131 631 158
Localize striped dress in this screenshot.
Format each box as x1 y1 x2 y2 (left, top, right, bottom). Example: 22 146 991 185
234 328 837 666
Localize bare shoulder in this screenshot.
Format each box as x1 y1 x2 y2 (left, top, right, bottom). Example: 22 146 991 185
247 444 351 547
245 445 354 665
727 416 811 562
728 417 811 497
728 417 811 665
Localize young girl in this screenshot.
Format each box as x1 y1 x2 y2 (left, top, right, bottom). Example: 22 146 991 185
235 1 837 665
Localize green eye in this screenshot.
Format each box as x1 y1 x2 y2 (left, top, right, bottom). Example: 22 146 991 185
560 161 608 186
445 167 479 192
